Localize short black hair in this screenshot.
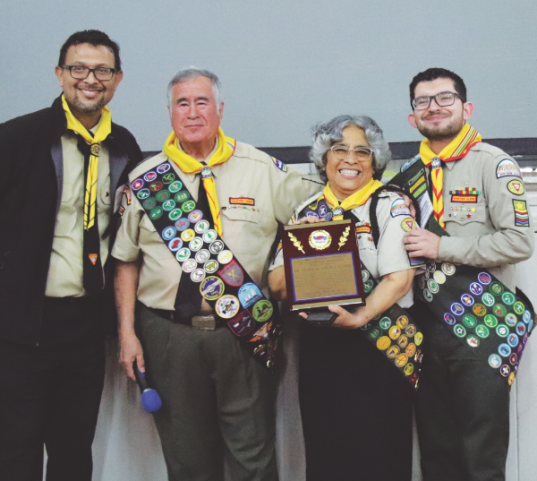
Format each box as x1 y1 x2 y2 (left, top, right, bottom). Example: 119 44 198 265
409 68 467 108
58 30 121 71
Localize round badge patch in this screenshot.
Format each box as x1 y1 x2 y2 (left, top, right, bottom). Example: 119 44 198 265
149 181 164 192
466 335 480 348
403 363 415 376
199 276 225 301
513 301 525 315
462 314 477 328
509 353 519 365
181 200 196 213
496 324 509 338
508 372 516 386
168 237 183 252
379 317 392 330
215 295 241 319
175 191 190 202
454 324 467 338
181 258 198 273
386 345 399 359
493 304 507 317
203 230 218 244
131 179 144 191
523 310 532 323
209 240 225 255
395 353 408 368
156 162 171 174
484 314 498 328
143 171 157 182
204 259 219 274
362 270 370 282
516 321 526 336
489 282 504 296
433 270 446 284
450 303 465 317
364 280 375 293
400 217 415 232
472 304 487 317
405 343 417 358
475 324 490 339
507 333 519 348
377 336 391 351
156 190 171 202
478 272 492 285
217 250 233 265
149 207 163 220
481 293 495 307
162 172 176 184
194 219 210 234
251 300 273 322
188 210 203 223
162 226 177 241
469 282 484 296
427 279 440 294
423 289 433 302
368 328 382 341
169 208 183 221
414 331 423 346
309 230 332 250
444 313 457 326
505 313 517 327
168 180 183 193
143 197 157 210
488 354 502 369
507 179 525 196
137 188 150 200
176 248 190 262
397 335 409 348
181 228 196 242
195 249 211 264
441 262 456 276
175 218 190 231
190 268 206 283
502 292 515 306
189 237 204 252
388 326 401 340
500 364 511 377
396 316 409 329
404 324 417 337
162 199 176 212
461 294 475 307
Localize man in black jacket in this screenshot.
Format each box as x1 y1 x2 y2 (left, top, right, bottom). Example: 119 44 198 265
0 30 142 481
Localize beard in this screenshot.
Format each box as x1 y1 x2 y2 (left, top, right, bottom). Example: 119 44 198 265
71 93 107 114
417 112 465 141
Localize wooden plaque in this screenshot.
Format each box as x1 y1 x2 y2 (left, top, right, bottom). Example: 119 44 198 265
281 219 365 311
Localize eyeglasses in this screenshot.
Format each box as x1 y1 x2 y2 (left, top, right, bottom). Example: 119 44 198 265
62 65 117 81
412 91 461 110
329 145 373 162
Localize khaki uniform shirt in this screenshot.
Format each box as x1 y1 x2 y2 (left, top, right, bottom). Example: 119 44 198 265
45 128 111 297
435 142 534 291
271 190 418 308
112 141 321 310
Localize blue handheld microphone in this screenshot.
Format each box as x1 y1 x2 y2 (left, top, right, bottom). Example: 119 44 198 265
133 362 162 413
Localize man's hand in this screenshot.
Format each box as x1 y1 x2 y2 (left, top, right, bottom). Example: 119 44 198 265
119 332 145 381
404 228 440 259
299 305 368 329
293 214 325 225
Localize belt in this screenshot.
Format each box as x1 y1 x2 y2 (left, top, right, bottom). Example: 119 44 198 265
148 307 224 331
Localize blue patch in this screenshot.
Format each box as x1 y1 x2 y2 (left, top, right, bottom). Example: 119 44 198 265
272 157 288 173
400 155 421 173
238 283 264 309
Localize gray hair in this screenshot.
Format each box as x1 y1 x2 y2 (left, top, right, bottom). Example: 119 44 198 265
309 115 392 183
167 67 222 112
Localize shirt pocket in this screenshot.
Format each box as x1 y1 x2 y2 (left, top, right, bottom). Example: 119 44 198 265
221 206 260 224
444 202 487 227
54 184 78 236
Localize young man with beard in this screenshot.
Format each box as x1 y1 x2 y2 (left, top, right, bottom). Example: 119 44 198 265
0 30 142 481
397 68 534 481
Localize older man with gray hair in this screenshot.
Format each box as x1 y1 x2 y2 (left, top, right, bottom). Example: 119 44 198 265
112 67 320 481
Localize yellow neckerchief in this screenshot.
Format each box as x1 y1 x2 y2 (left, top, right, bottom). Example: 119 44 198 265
420 123 481 228
324 178 384 219
163 127 236 236
61 95 112 230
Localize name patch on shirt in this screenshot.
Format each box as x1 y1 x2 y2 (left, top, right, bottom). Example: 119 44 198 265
356 223 371 234
229 197 255 206
450 188 479 203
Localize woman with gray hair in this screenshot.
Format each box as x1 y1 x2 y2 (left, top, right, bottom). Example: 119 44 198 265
269 115 419 481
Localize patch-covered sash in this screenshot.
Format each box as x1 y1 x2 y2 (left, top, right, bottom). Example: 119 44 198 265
294 194 424 389
131 161 280 371
390 157 535 386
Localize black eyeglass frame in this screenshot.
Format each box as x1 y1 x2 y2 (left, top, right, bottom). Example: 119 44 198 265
61 65 118 81
412 91 462 111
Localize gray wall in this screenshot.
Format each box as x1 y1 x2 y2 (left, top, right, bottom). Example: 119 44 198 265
1 0 536 151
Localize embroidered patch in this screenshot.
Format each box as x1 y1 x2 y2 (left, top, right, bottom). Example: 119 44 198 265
513 200 530 227
496 159 521 179
400 217 416 232
507 179 525 196
450 188 479 203
229 197 255 206
356 223 371 234
391 198 411 217
400 155 420 173
271 157 288 173
409 175 426 194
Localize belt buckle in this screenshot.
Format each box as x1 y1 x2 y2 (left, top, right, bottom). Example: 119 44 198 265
191 315 217 330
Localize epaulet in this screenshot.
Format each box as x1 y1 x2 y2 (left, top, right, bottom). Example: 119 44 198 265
400 154 421 173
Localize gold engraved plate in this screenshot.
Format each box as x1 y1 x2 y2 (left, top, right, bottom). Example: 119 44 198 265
308 230 332 250
338 226 350 250
287 232 305 254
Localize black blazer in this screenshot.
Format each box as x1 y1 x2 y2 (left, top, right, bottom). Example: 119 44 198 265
0 96 143 345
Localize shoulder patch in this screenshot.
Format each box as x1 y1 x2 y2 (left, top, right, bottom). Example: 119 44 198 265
400 155 421 173
400 217 416 232
507 179 525 196
391 197 411 217
496 158 521 179
513 200 530 227
271 157 288 173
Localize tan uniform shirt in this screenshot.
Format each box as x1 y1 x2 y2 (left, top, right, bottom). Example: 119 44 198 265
112 141 321 310
271 190 418 308
45 127 111 297
436 142 534 291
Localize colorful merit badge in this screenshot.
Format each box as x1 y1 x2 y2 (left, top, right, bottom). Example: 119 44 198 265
513 200 529 227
